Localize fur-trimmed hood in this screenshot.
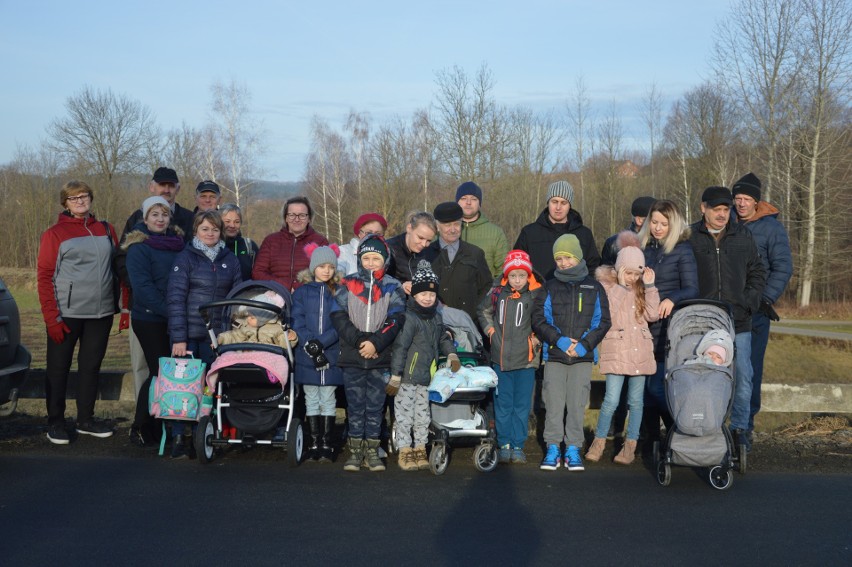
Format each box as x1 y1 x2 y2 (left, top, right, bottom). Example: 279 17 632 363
121 225 185 250
595 265 618 289
296 267 343 285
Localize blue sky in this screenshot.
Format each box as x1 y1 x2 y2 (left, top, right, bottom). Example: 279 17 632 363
0 0 734 181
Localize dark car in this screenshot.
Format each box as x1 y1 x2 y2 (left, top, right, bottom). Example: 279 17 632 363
0 276 31 416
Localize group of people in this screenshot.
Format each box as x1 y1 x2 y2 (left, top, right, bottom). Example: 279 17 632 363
37 167 792 473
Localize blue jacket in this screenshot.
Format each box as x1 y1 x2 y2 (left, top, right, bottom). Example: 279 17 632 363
643 236 699 359
123 227 184 323
739 202 793 305
532 274 611 365
291 279 343 386
167 245 242 343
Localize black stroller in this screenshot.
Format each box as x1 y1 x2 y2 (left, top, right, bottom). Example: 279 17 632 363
196 280 303 466
653 299 744 490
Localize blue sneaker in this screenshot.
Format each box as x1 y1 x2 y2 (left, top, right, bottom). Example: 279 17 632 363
540 444 561 470
564 445 584 471
498 445 512 463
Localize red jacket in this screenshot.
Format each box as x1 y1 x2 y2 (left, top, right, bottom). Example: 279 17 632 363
252 225 328 292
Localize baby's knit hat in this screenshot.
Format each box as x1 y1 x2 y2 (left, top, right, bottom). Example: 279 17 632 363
553 234 583 261
705 344 729 365
411 260 439 296
247 291 285 324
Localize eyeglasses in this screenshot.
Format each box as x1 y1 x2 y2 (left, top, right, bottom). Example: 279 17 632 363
66 195 91 203
286 213 309 220
359 229 384 237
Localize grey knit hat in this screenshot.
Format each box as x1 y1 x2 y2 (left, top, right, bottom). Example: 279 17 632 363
547 181 574 205
308 244 339 274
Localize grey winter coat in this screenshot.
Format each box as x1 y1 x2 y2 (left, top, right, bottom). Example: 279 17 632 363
390 299 455 386
478 275 543 371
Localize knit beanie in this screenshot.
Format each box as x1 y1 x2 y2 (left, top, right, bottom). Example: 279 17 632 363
142 196 170 219
631 196 657 217
732 173 761 202
455 181 483 203
306 243 340 273
357 234 390 263
547 180 574 205
705 345 729 366
695 329 734 368
352 213 387 237
247 291 285 325
502 249 533 277
615 246 645 273
553 234 583 261
410 260 440 296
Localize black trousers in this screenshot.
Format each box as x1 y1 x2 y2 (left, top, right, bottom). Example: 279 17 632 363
131 319 170 429
45 316 113 426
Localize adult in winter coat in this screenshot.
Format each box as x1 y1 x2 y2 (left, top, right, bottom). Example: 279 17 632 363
637 199 699 437
220 203 259 282
514 180 601 280
37 181 118 444
121 196 185 447
600 196 656 266
690 186 766 449
455 181 510 278
732 173 793 440
385 210 438 291
428 202 493 325
252 196 328 292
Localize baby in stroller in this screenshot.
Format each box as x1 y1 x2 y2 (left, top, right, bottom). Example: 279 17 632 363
217 290 298 349
686 329 733 368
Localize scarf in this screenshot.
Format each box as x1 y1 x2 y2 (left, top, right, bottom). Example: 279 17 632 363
192 236 225 262
407 296 438 320
553 260 589 283
145 231 185 252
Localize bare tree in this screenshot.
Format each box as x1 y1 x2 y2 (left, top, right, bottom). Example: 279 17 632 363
640 82 664 196
47 86 159 221
412 110 438 211
345 110 370 202
566 75 594 211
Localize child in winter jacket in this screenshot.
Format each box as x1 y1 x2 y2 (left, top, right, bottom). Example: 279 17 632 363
330 235 406 472
478 250 542 464
532 234 611 472
388 261 460 471
586 234 660 465
291 244 344 462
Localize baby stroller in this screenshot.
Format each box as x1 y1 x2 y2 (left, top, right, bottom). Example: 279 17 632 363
427 306 497 475
653 299 741 490
196 280 303 466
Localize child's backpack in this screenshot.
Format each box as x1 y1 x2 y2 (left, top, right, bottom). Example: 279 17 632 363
149 357 207 421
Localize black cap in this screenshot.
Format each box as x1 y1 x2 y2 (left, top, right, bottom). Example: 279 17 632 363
732 173 761 202
195 180 221 196
631 196 657 217
433 201 463 223
701 186 733 207
152 167 179 184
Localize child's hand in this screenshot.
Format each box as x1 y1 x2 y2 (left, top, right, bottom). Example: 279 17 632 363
530 335 541 351
447 353 461 372
287 329 298 342
642 267 656 285
566 339 580 358
359 340 377 359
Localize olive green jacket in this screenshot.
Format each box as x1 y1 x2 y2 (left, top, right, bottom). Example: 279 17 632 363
460 212 509 278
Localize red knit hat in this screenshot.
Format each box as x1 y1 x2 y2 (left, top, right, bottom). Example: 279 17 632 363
352 213 388 237
503 250 533 277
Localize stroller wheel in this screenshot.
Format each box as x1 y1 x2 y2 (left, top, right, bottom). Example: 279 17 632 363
473 443 498 473
429 442 449 476
656 460 671 487
737 444 748 475
287 418 304 467
709 465 734 490
196 416 215 464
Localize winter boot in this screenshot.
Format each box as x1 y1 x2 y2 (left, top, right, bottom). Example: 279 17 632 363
398 447 417 471
170 434 188 460
343 438 364 472
585 437 606 462
307 415 321 461
613 439 637 465
319 416 335 462
363 438 386 471
413 445 430 470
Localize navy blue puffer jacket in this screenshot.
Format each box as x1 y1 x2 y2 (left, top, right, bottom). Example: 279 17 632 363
291 279 343 387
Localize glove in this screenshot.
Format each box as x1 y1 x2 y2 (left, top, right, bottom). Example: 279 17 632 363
447 352 461 372
760 299 780 322
385 375 401 396
119 311 130 331
313 351 329 371
304 339 323 357
47 321 71 344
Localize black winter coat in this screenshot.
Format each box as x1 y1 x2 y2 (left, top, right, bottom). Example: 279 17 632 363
390 299 455 385
386 233 438 284
429 240 492 324
514 208 601 280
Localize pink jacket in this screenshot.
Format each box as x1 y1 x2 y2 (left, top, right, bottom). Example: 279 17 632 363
595 266 660 376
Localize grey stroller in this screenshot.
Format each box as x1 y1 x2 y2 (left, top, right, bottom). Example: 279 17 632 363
653 300 743 490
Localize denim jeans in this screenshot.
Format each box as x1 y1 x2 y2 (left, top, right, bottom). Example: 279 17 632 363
596 374 645 440
748 311 771 431
304 384 337 417
730 331 754 430
493 366 535 448
644 361 666 410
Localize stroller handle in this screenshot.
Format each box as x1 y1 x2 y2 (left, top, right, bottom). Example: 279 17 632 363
198 299 288 325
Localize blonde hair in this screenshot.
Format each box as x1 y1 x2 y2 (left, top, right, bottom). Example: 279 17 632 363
638 200 688 255
60 180 93 207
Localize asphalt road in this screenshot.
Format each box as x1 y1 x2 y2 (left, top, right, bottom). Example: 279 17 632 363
1 450 849 566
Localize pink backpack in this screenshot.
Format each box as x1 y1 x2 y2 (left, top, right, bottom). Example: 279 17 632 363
149 357 207 421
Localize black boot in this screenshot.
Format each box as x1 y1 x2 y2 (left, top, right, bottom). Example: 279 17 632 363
319 416 335 462
171 434 188 460
307 415 321 461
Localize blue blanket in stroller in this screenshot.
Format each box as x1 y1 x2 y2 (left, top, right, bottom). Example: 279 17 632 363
429 366 497 403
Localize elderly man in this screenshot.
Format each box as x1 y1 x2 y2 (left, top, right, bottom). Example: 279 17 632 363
122 167 194 239
732 173 793 445
690 186 766 451
194 180 222 213
429 201 492 324
514 180 600 279
456 181 509 278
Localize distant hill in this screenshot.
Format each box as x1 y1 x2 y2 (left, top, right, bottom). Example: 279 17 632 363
251 180 304 199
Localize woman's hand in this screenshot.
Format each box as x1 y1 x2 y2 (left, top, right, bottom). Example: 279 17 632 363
172 342 188 357
659 298 675 318
402 281 412 295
